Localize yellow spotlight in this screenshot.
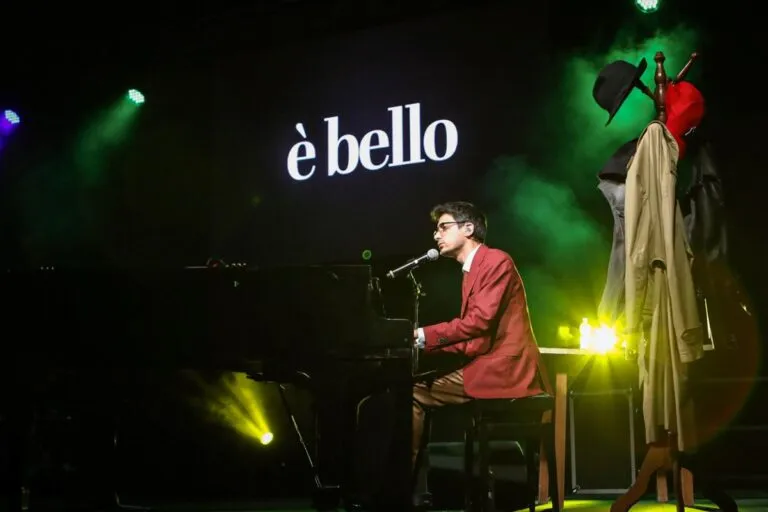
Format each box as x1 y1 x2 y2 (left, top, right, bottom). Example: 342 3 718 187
185 371 273 445
579 318 618 354
592 325 618 354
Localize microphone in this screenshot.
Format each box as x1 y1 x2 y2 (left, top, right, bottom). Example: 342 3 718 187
386 249 439 279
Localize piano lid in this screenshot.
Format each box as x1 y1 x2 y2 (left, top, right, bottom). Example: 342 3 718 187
4 265 412 367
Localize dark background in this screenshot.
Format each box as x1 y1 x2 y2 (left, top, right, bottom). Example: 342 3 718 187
210 2 550 265
1 0 766 506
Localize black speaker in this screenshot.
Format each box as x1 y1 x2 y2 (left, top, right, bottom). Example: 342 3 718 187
568 388 637 494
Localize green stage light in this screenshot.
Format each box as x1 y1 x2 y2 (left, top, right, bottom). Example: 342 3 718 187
635 0 660 13
127 89 145 105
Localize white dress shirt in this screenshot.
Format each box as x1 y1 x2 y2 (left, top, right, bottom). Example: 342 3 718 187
415 244 481 348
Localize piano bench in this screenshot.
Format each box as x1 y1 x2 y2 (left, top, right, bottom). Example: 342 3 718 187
463 394 561 512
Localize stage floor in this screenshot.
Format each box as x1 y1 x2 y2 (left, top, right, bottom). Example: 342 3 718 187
3 497 767 511
92 497 768 511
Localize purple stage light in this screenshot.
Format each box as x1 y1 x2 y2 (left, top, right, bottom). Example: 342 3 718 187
1 109 20 136
4 110 19 124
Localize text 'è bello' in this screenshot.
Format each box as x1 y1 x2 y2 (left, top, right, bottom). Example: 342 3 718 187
286 102 459 181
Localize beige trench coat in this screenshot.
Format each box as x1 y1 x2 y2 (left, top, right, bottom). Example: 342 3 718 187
624 121 705 452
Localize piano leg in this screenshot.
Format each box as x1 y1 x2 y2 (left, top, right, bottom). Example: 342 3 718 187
255 357 412 511
346 373 413 511
275 383 341 511
112 399 152 511
2 402 26 512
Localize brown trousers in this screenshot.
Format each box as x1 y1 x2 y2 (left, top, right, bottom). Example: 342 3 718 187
412 369 473 474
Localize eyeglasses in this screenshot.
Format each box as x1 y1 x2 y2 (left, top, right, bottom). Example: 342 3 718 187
434 221 466 236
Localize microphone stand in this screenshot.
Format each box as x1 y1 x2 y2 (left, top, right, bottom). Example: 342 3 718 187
407 269 425 374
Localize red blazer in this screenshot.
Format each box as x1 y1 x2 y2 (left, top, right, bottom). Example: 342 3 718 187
423 245 552 399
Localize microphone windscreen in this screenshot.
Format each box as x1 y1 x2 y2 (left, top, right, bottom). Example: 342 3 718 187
426 249 439 261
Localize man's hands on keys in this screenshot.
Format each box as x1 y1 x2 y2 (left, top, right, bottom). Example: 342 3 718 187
413 329 425 349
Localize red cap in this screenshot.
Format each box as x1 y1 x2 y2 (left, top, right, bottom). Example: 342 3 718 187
664 81 705 159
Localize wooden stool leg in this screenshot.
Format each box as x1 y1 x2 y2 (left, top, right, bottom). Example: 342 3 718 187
681 468 694 505
537 411 552 506
656 470 668 502
655 453 694 506
464 421 476 512
554 373 567 511
539 417 561 512
525 438 537 512
478 420 491 512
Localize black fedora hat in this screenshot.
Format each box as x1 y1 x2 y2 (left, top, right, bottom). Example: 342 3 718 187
593 58 648 126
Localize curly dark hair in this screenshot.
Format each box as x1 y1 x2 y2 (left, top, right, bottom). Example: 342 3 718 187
430 201 487 242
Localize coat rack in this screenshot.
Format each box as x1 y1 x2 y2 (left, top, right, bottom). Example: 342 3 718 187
633 51 699 122
610 50 700 512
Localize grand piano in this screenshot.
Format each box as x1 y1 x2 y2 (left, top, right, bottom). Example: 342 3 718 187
2 264 415 510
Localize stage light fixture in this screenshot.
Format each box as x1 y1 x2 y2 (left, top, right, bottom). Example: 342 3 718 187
127 89 145 105
260 432 273 445
635 0 660 13
3 110 20 125
1 109 20 136
578 318 619 354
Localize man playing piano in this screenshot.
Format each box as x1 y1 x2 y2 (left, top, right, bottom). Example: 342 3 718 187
411 201 551 508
